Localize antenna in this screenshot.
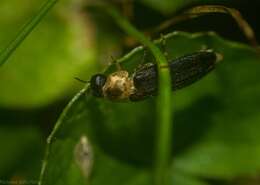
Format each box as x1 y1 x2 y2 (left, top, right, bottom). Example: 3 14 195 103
74 77 89 84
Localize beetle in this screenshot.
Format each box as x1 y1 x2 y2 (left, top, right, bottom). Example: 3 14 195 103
88 50 222 101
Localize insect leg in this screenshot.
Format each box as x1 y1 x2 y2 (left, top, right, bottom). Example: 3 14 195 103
141 47 148 64
160 34 170 60
74 77 89 84
134 46 149 71
110 55 122 71
159 35 170 69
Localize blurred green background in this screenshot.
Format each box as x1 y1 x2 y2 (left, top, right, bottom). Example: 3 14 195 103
0 0 260 185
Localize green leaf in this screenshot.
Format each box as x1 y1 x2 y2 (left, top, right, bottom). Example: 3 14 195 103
0 0 96 108
39 31 260 185
171 171 209 185
173 43 260 178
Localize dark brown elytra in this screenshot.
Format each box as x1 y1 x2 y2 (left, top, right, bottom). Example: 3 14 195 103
129 50 219 101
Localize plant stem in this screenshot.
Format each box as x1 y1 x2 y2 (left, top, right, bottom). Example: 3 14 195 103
0 0 58 67
105 6 173 185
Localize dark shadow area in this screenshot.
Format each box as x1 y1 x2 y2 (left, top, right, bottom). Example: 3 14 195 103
172 95 223 156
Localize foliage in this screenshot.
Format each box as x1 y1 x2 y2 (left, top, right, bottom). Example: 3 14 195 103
39 31 260 185
0 0 260 185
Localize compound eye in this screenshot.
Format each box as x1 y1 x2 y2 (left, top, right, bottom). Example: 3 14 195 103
90 74 107 97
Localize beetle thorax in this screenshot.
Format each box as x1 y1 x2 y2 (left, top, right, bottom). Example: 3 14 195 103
102 70 135 101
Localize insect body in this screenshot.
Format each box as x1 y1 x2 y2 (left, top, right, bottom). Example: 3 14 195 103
90 50 222 102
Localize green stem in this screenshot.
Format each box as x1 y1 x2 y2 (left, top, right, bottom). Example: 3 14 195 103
0 0 58 67
105 6 173 185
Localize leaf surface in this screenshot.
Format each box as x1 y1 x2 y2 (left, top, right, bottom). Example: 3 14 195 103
40 31 260 185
